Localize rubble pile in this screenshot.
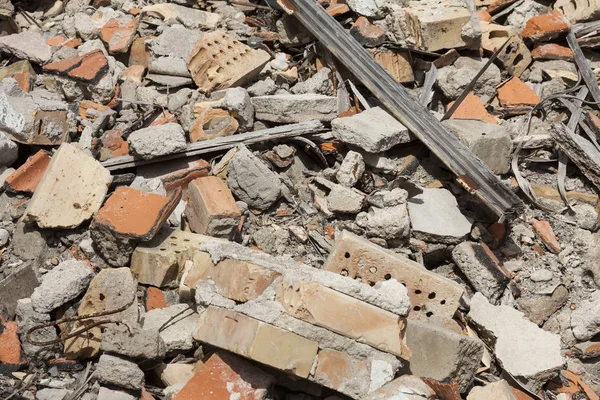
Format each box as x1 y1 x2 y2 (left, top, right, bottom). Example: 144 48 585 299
2 0 600 398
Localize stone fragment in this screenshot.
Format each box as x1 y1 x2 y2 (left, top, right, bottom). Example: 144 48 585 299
404 0 481 51
350 17 385 47
314 349 371 398
332 107 414 152
15 298 59 360
336 151 365 188
452 242 510 304
128 123 187 160
347 0 383 17
43 50 108 83
571 291 600 341
31 260 93 313
97 387 136 400
142 3 220 29
252 94 337 123
101 324 166 361
407 188 472 244
521 11 570 41
64 268 138 359
276 14 314 47
4 150 51 194
497 77 541 106
36 389 72 400
174 352 274 400
0 31 52 64
554 0 600 22
365 375 437 400
194 306 319 378
480 21 531 77
0 264 39 318
468 292 564 391
448 93 497 124
25 143 111 229
445 119 512 174
356 189 410 243
517 285 569 326
129 36 153 68
276 279 408 357
467 380 518 400
188 31 270 93
437 57 501 101
0 132 17 167
143 304 198 354
324 230 464 320
100 17 138 54
227 145 282 211
96 354 144 390
531 219 561 254
405 320 484 392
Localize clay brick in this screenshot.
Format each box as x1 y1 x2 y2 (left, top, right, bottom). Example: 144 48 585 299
448 93 497 124
5 150 51 194
313 349 370 396
433 49 461 68
497 77 540 106
194 306 319 378
531 219 561 254
371 49 414 83
101 17 138 54
323 231 464 321
326 0 350 16
129 36 154 68
190 258 279 302
477 10 492 22
276 279 408 357
174 352 274 400
122 65 146 84
43 50 108 83
555 0 600 23
0 60 36 92
350 17 385 47
46 35 66 47
12 72 33 92
185 176 241 238
480 21 532 77
531 43 573 61
145 287 167 311
189 109 239 142
79 100 112 121
188 31 270 93
0 315 22 366
158 159 210 192
92 186 182 241
62 38 82 48
521 11 570 42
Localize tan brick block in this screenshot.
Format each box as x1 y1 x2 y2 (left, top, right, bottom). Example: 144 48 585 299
276 280 408 358
185 176 241 238
554 0 600 23
480 21 531 77
314 349 370 396
194 306 318 378
323 231 464 321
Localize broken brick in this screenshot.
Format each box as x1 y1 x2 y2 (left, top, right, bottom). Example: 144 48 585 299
313 349 370 396
448 93 497 124
190 109 239 142
480 21 532 77
521 11 570 42
145 286 167 311
185 176 241 238
531 219 561 254
100 17 138 54
371 49 414 83
531 43 573 61
43 50 109 83
350 17 385 47
122 65 146 84
5 150 51 194
0 315 22 367
129 36 154 68
497 77 540 106
0 60 36 92
174 352 275 400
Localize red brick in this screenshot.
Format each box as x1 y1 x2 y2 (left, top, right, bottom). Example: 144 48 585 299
12 72 32 92
0 316 22 365
101 18 138 54
149 110 178 127
531 219 561 254
62 38 82 48
478 10 492 22
146 287 167 311
156 160 211 193
5 150 51 194
326 0 350 16
521 11 570 42
91 186 182 241
497 77 540 106
350 17 385 47
174 352 274 400
190 109 238 142
46 35 66 47
371 49 414 83
448 93 497 124
43 50 108 83
531 43 573 61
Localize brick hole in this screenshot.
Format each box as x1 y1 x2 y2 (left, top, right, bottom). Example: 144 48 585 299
227 45 233 49
513 53 524 66
355 275 362 281
207 42 213 46
99 293 105 300
341 269 348 276
415 289 422 294
401 282 406 286
214 40 221 45
160 248 167 251
344 252 351 259
368 281 375 286
384 273 391 280
169 236 176 239
413 306 421 311
428 292 436 299
440 299 446 305
369 267 377 273
426 312 434 317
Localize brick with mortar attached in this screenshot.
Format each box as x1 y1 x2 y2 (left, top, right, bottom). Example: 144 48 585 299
350 17 385 47
5 150 51 194
521 11 570 42
313 349 371 397
43 50 108 83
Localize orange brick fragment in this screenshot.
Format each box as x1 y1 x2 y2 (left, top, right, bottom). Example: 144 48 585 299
46 35 66 47
448 93 497 124
497 77 540 106
531 219 561 254
0 316 22 365
100 18 138 54
12 72 33 92
129 36 154 68
43 50 108 82
521 11 570 42
477 10 492 22
350 16 385 47
5 150 51 194
174 352 274 400
146 287 167 311
531 43 573 61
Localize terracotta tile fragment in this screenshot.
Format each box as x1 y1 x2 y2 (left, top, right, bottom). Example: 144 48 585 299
0 315 22 366
521 11 570 42
157 160 211 192
190 109 238 142
497 77 540 106
62 38 82 48
43 50 109 83
448 93 497 124
350 17 385 47
100 18 138 54
146 287 167 311
12 72 33 92
91 186 182 241
531 219 561 254
5 150 51 194
174 352 274 400
371 49 414 83
531 43 573 61
46 35 66 47
149 111 178 127
128 36 154 68
433 49 460 68
477 10 492 22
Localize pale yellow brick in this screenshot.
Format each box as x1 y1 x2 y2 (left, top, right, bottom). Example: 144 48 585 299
314 349 370 396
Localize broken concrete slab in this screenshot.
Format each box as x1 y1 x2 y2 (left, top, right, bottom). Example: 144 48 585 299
95 354 144 390
408 188 472 244
0 31 52 64
43 49 109 83
571 291 600 341
469 292 564 391
127 123 187 160
0 132 17 167
356 188 411 244
466 380 518 400
142 3 220 29
0 263 39 319
252 93 337 123
143 304 198 354
25 143 112 229
336 150 365 188
331 107 414 153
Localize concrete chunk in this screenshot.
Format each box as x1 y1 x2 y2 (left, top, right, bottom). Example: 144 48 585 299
95 354 144 390
467 380 518 400
31 260 93 313
468 292 563 391
252 93 337 123
332 107 414 152
143 304 198 354
25 143 112 229
314 349 371 398
0 32 52 64
570 291 600 341
128 123 187 160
